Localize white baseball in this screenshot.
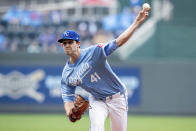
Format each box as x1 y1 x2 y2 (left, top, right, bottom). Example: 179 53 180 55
142 3 150 11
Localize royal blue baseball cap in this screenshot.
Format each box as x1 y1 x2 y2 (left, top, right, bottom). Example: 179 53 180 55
57 30 80 43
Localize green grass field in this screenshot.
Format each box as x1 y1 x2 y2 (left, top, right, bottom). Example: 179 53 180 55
0 114 196 131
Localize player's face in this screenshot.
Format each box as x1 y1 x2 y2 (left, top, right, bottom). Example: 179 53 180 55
61 39 80 55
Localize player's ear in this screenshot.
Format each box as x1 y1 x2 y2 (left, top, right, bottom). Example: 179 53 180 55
61 43 64 47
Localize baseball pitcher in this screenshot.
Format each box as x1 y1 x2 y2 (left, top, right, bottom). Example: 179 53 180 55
58 8 150 131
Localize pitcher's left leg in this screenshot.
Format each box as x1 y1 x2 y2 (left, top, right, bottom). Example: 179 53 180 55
107 94 128 131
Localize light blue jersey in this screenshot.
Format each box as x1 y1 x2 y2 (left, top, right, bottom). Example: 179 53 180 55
61 40 126 102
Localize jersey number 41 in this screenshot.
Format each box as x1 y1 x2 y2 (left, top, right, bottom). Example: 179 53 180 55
90 72 101 83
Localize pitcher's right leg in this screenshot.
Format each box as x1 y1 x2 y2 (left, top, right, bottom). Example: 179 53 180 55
89 96 108 131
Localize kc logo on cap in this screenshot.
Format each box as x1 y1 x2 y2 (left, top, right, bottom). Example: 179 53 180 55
64 31 69 37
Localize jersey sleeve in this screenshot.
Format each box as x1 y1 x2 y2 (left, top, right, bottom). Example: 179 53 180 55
91 39 118 62
102 39 118 57
61 79 76 103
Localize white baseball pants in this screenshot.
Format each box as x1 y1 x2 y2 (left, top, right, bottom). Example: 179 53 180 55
89 91 128 131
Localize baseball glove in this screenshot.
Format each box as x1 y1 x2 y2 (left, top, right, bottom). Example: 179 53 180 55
69 95 89 122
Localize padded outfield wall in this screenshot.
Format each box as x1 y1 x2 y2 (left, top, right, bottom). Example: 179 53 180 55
0 53 196 115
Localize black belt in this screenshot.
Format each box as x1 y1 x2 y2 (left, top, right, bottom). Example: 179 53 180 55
100 90 126 102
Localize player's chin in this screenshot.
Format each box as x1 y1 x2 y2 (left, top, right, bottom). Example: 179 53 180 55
65 52 71 55
65 51 74 56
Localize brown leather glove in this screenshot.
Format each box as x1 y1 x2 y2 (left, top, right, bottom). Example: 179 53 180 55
69 95 89 122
